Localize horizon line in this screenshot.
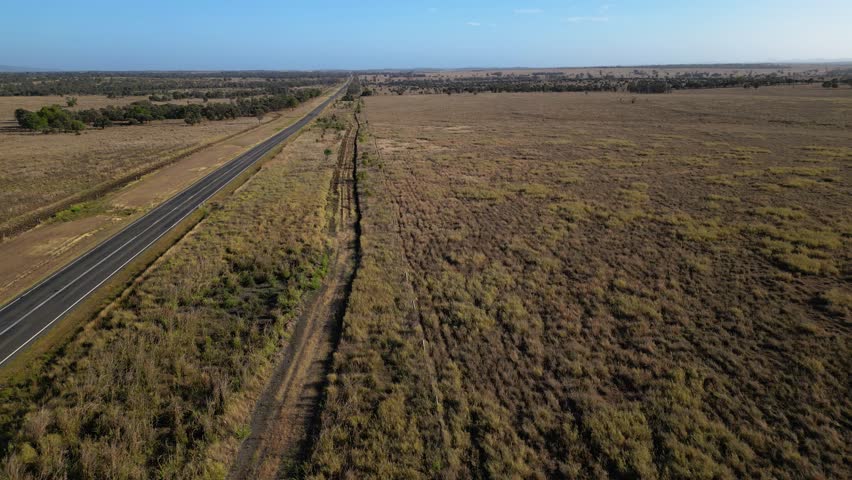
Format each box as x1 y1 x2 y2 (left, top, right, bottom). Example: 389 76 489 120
3 59 852 74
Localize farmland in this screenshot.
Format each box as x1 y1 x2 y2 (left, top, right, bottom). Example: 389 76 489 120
306 86 851 478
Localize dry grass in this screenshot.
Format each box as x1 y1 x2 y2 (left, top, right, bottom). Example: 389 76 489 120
0 116 349 478
307 88 851 479
0 117 263 227
0 89 332 232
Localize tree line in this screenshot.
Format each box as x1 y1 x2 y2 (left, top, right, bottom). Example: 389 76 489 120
0 72 344 97
14 88 322 133
367 72 823 96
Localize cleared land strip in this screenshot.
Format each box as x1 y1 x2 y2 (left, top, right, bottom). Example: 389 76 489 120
229 115 360 479
0 80 349 368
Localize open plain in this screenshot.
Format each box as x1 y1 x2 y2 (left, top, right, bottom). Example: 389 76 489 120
0 98 356 478
306 85 851 479
0 74 849 480
2 0 850 477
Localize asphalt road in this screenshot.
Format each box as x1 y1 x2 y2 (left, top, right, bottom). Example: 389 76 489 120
0 81 349 367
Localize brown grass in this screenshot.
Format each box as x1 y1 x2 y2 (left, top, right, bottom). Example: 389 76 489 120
0 113 349 478
306 88 851 479
0 90 332 233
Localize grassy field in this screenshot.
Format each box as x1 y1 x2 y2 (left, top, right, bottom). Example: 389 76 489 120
0 92 324 233
0 89 340 309
0 115 251 229
306 87 851 478
0 111 349 478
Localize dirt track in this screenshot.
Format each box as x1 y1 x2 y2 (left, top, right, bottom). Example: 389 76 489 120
228 122 359 479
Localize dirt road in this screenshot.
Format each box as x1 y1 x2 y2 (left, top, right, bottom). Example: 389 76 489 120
228 121 360 478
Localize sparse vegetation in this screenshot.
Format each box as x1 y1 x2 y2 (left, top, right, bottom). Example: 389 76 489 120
0 115 348 478
306 88 850 479
0 83 340 233
0 71 849 479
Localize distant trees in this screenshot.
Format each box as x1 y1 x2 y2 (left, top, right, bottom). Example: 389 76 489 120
184 106 203 125
93 116 112 129
627 80 672 94
0 71 345 97
368 71 809 96
343 80 361 101
14 88 323 133
65 96 78 107
822 79 839 88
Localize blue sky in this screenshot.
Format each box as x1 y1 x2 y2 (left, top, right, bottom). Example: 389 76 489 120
2 0 851 70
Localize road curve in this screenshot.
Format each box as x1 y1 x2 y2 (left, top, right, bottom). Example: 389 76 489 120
0 80 349 367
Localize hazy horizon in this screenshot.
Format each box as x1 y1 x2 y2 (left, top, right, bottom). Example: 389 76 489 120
3 59 852 74
2 0 851 71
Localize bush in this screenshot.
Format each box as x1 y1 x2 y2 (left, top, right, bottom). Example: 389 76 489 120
15 105 84 133
12 88 325 133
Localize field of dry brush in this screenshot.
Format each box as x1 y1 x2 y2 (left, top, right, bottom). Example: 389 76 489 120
0 111 350 478
0 93 309 233
307 87 850 479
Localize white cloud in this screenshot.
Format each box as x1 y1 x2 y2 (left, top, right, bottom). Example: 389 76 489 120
514 8 543 15
564 16 609 23
467 21 481 27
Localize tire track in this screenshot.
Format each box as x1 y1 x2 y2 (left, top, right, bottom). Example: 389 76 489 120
228 119 360 479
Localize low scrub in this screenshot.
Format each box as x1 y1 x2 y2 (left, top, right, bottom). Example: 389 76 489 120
306 92 850 479
0 122 344 478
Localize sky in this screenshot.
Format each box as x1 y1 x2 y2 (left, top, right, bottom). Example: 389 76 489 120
2 0 851 70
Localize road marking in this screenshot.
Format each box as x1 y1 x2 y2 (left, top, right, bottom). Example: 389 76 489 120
0 147 251 336
0 126 265 317
0 206 205 366
0 84 347 366
0 87 338 319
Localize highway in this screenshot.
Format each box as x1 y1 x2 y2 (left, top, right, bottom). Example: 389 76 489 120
0 81 349 367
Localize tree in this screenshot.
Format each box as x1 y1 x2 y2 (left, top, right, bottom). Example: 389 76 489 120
184 109 203 125
14 108 28 126
66 97 78 107
93 116 113 129
15 109 48 132
324 148 333 161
